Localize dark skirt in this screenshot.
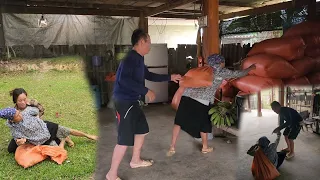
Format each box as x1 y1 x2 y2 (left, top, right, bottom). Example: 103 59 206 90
7 120 61 153
174 96 212 138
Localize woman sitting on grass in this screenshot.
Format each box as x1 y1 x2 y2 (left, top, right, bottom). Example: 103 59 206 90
6 88 98 153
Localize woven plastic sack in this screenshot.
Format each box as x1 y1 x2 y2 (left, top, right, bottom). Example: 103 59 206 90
242 54 298 79
247 37 306 61
251 147 280 180
305 48 320 58
179 66 213 88
15 144 67 169
232 76 283 94
283 21 320 38
284 76 311 86
307 72 320 85
290 57 317 78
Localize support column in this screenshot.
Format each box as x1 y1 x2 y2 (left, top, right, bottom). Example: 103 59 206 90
279 85 285 106
0 6 5 49
202 0 219 62
257 91 262 117
139 12 148 33
247 95 251 112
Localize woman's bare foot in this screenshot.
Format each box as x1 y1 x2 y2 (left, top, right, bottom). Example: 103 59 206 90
286 152 295 159
166 147 176 157
65 136 75 147
202 147 213 154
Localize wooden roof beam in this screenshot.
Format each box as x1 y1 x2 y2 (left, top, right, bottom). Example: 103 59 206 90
0 5 141 17
1 1 144 11
219 1 309 20
153 13 201 19
146 0 198 16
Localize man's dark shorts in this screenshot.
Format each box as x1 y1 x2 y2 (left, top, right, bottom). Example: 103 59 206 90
283 125 301 140
113 99 149 146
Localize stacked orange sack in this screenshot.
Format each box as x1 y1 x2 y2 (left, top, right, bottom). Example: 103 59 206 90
233 21 320 95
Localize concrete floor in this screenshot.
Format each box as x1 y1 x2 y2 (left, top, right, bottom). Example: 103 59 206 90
94 104 237 180
237 109 320 180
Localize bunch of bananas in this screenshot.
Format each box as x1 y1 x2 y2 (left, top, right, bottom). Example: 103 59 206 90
208 101 237 128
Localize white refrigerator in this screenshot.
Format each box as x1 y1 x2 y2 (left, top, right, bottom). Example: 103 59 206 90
144 44 169 103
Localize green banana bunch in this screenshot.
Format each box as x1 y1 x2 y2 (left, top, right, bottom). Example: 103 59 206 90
208 101 237 128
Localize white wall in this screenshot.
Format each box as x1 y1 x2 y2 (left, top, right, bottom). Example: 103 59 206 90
148 18 198 49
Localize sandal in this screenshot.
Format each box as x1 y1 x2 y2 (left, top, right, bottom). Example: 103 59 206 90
166 148 176 157
202 147 214 154
130 160 154 169
281 148 290 152
285 153 295 160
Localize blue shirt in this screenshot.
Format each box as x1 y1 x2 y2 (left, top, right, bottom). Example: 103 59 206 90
113 50 171 101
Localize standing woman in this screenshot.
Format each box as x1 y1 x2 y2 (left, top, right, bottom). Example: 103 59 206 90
7 88 98 153
167 54 256 156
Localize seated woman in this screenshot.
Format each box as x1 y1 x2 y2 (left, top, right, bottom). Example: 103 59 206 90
256 136 286 169
1 107 66 147
7 88 98 153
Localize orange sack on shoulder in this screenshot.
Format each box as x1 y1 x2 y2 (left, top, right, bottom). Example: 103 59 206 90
179 66 213 88
247 37 305 61
251 147 280 180
15 144 67 169
242 54 298 79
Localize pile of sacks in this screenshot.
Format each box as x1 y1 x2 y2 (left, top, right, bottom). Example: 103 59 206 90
234 20 320 95
172 21 320 110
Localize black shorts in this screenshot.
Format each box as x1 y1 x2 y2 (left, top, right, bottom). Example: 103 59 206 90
114 100 149 146
283 125 301 140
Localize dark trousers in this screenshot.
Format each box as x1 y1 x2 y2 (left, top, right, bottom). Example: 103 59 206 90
276 151 287 169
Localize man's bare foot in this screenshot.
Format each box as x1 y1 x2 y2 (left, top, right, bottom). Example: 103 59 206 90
86 134 98 141
106 173 121 180
65 136 75 147
130 159 154 169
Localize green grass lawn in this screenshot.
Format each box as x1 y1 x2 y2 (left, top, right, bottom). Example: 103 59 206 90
0 70 98 180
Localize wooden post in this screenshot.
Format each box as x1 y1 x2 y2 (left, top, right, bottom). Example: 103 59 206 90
202 0 219 62
139 11 148 33
247 95 251 112
311 85 315 116
279 85 285 106
257 91 262 117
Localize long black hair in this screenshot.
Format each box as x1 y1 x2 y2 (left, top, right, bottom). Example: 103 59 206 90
9 88 28 104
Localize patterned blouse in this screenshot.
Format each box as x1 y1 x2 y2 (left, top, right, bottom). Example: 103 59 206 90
6 106 51 145
183 64 250 104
